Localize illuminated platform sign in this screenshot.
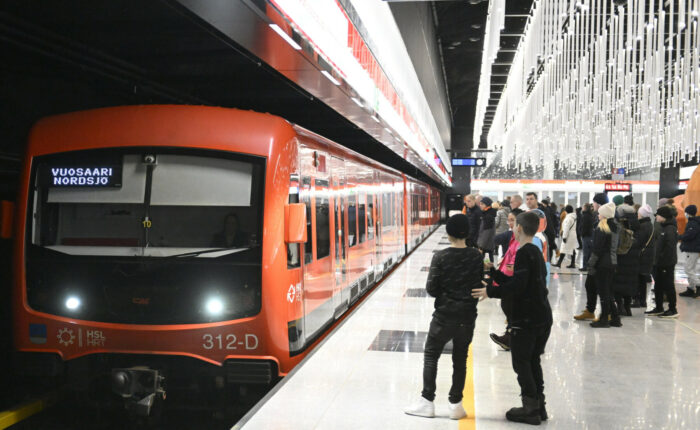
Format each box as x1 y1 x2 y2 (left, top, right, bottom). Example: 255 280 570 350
604 183 631 192
452 158 486 167
43 163 123 188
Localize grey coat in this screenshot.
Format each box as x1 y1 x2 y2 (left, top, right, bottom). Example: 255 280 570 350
495 207 510 235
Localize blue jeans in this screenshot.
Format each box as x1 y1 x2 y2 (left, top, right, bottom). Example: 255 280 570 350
582 236 593 268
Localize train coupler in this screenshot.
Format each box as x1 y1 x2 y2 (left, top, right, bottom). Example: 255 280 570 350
110 366 165 416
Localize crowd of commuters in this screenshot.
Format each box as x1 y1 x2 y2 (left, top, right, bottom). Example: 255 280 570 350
407 190 693 425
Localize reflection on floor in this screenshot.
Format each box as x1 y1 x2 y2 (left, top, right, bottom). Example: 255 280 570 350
237 226 700 429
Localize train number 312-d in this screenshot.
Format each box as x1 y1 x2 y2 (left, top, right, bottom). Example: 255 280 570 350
202 333 259 350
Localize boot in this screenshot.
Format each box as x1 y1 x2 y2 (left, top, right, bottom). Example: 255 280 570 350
590 303 610 328
505 396 541 425
567 251 577 268
552 254 565 268
489 331 511 351
538 394 548 421
679 287 696 298
624 299 632 317
574 309 595 321
609 303 623 327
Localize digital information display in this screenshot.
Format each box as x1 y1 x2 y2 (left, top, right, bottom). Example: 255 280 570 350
42 160 123 188
452 158 486 167
604 183 631 192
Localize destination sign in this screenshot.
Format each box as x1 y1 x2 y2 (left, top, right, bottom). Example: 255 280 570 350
604 183 631 192
42 161 123 188
452 158 486 167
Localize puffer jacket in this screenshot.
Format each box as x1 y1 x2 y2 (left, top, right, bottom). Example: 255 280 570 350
637 217 656 276
612 217 641 296
464 205 482 243
655 219 679 267
478 207 497 251
580 210 595 237
587 218 619 272
426 247 483 323
680 216 700 253
495 207 510 235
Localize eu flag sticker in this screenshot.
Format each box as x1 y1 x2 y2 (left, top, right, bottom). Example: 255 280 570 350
29 323 47 344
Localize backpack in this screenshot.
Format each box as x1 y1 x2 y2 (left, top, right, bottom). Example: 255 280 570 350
617 227 634 255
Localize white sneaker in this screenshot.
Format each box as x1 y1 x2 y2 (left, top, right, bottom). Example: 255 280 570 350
448 401 467 420
404 397 435 418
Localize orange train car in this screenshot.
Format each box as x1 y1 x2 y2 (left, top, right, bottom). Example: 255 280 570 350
11 105 440 414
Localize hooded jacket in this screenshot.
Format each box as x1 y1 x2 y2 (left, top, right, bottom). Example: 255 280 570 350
426 247 482 323
680 216 700 253
495 207 510 235
478 206 497 250
637 217 656 276
612 217 641 296
464 205 482 244
655 219 678 267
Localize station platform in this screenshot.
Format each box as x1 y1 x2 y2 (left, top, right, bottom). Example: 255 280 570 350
235 226 700 430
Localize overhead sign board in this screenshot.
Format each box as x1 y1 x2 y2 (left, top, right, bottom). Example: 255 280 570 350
611 167 625 181
604 183 631 192
452 158 486 167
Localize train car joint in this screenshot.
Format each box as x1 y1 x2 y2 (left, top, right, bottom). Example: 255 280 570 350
111 367 165 416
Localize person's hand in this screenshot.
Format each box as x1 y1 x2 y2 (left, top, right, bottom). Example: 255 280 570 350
472 286 488 300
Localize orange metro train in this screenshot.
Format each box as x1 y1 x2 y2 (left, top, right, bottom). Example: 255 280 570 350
10 105 441 413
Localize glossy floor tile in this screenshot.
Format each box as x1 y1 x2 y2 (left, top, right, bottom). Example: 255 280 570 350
236 227 700 430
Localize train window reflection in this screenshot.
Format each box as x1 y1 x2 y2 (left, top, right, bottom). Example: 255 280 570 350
315 179 330 259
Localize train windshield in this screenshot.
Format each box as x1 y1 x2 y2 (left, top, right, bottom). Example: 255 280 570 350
25 149 265 324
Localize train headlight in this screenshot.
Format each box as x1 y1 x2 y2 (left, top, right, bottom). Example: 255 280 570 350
205 298 224 315
65 296 81 311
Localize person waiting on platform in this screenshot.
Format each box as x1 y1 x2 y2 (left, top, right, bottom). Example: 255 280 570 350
462 194 481 244
645 206 680 318
574 193 608 321
679 205 700 298
588 202 622 328
552 205 577 269
404 214 481 421
478 197 497 262
212 213 248 248
472 211 553 425
633 205 656 308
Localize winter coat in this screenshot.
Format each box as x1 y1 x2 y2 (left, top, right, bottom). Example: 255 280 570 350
495 207 510 235
560 213 578 255
680 216 700 253
464 205 482 244
612 218 641 296
637 217 656 276
616 204 640 231
478 207 497 251
426 247 482 323
539 204 558 248
580 210 595 237
655 219 679 267
587 218 619 273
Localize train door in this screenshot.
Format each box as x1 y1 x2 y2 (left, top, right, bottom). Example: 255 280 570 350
330 156 348 317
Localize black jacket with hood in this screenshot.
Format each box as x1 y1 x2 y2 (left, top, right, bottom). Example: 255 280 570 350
655 219 678 268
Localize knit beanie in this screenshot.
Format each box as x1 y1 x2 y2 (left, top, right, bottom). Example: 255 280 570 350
593 193 609 205
598 202 616 219
656 206 674 220
638 204 653 218
685 204 697 216
446 214 470 239
612 195 624 206
480 196 493 207
623 195 634 205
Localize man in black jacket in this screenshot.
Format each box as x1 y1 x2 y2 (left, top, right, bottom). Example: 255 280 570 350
645 206 680 318
463 194 482 244
473 211 553 425
680 205 700 298
405 214 482 420
526 192 557 261
579 203 595 271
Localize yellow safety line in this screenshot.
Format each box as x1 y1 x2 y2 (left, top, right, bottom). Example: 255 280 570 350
678 321 700 334
460 344 476 430
0 396 52 430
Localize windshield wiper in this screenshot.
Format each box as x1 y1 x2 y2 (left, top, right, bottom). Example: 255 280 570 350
165 247 249 259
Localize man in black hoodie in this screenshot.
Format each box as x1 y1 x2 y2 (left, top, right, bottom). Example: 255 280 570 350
645 206 680 318
405 214 482 420
463 194 482 244
680 204 700 298
473 211 553 425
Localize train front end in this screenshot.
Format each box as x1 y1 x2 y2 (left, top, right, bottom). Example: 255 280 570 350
12 106 297 415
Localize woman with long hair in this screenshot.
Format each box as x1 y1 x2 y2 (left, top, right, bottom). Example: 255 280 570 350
588 203 622 328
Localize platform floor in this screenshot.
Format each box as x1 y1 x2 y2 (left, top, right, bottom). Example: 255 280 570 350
236 226 700 429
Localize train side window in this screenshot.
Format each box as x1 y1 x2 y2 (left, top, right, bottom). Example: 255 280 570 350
287 174 301 269
358 194 366 244
301 177 313 264
348 193 357 247
366 194 374 240
315 179 330 259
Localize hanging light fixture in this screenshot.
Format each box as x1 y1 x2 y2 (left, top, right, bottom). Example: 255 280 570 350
483 0 700 174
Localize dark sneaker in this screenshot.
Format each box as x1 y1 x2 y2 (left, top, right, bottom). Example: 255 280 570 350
644 308 664 316
489 333 511 351
679 287 696 298
578 268 587 272
610 319 623 327
658 309 679 319
590 319 610 328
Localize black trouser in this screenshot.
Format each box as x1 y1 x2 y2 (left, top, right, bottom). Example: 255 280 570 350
585 274 597 313
422 318 475 403
501 297 513 328
614 294 631 311
653 266 677 311
595 267 618 321
637 274 650 306
582 236 593 268
510 325 551 399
